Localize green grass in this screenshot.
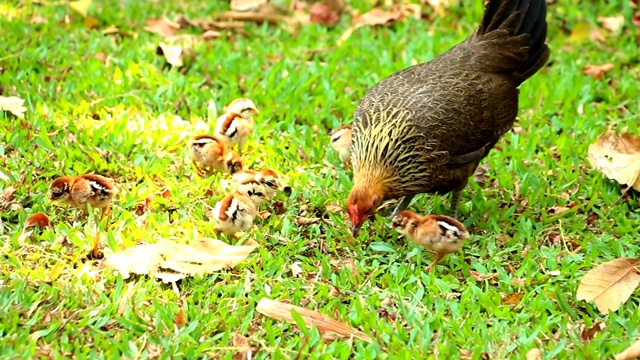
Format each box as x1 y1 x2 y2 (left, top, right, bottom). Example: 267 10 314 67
1 0 640 358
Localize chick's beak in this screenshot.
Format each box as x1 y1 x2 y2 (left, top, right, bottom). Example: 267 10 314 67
253 108 260 114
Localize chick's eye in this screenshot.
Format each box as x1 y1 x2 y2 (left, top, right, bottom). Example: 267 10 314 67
265 180 276 187
256 192 263 197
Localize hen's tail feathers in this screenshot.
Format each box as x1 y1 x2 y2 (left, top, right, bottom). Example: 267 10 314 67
473 0 550 84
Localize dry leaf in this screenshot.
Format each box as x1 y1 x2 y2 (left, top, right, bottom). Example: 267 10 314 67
525 348 543 360
468 270 496 282
100 238 259 279
144 18 181 37
230 0 267 12
568 23 593 43
232 333 258 360
577 258 640 314
616 337 640 360
0 96 27 118
256 298 372 342
581 321 605 342
309 2 340 26
501 292 523 306
425 0 460 16
291 262 304 277
355 8 403 26
157 42 187 67
598 15 625 32
295 217 321 226
325 203 343 213
583 63 615 80
117 282 135 316
633 12 640 27
24 212 51 228
473 163 490 187
175 306 186 326
587 130 640 191
69 0 92 18
216 5 285 25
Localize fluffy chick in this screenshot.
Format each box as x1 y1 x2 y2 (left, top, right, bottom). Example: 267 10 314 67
329 124 353 165
214 113 253 155
49 174 118 219
213 191 257 236
224 98 260 120
232 169 281 199
391 210 469 272
188 134 243 177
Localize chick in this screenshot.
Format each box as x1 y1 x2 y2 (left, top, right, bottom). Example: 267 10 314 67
235 177 270 206
49 174 118 219
391 210 469 272
213 191 257 236
224 98 260 121
214 113 253 155
232 169 281 199
329 124 352 165
188 134 243 177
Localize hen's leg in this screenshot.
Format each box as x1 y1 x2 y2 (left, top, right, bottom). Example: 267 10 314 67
390 195 415 218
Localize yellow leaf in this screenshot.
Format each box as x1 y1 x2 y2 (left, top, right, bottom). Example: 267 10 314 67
568 23 592 43
576 258 640 314
69 0 92 18
587 131 640 191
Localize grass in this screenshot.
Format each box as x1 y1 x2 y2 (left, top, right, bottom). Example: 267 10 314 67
1 0 639 358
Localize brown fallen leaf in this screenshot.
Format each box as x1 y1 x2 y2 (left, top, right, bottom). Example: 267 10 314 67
0 96 27 118
501 292 523 306
473 163 490 187
598 15 624 32
576 258 640 314
295 217 322 226
616 337 640 360
587 130 640 191
232 333 258 360
256 298 372 342
355 8 403 26
633 12 640 27
309 2 340 26
581 321 605 342
325 203 343 213
144 17 181 37
583 63 614 80
216 4 285 25
100 238 259 279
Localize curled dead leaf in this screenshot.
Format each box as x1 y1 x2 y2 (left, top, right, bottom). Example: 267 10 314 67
587 130 640 191
616 337 640 360
576 258 640 314
583 63 614 80
355 8 403 26
232 333 258 360
581 321 605 342
325 203 343 213
468 270 496 282
256 297 372 342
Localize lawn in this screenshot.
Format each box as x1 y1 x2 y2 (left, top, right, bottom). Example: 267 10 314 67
1 0 639 358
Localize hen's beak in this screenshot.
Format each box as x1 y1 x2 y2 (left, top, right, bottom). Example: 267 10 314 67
351 224 362 237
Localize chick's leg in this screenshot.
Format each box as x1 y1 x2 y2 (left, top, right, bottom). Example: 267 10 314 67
424 252 446 272
390 195 415 218
449 190 462 219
